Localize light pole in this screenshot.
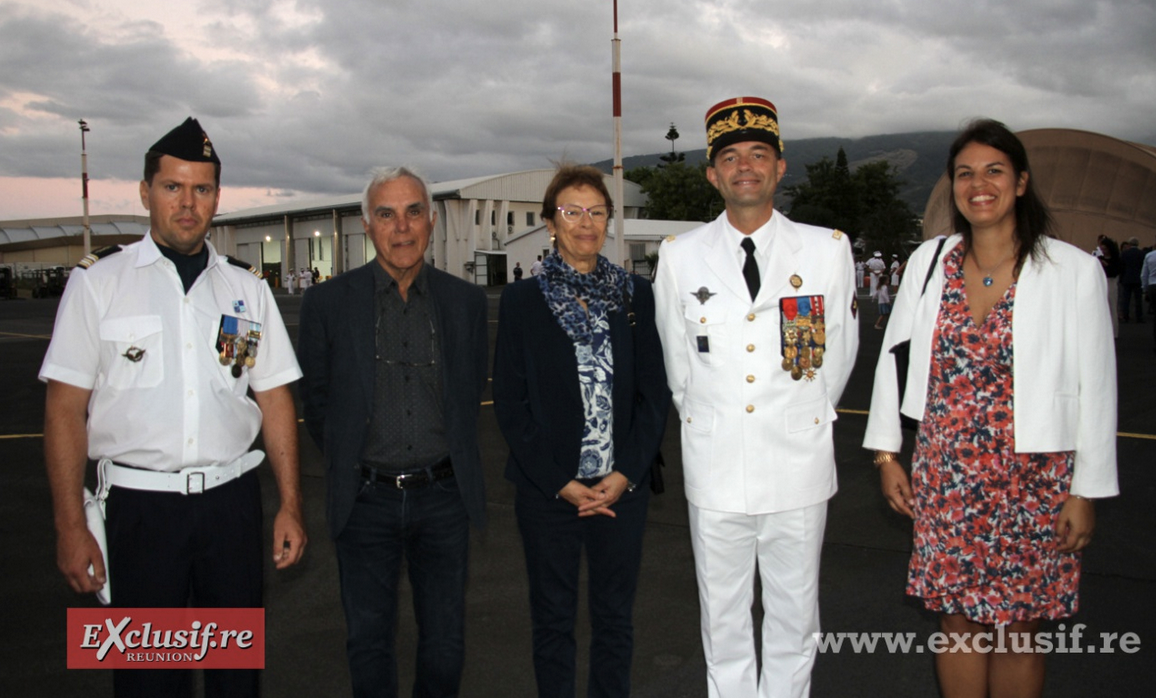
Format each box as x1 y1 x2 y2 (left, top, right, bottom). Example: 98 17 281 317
79 119 91 255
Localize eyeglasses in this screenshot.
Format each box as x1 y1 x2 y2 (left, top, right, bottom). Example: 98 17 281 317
376 315 438 369
556 204 612 223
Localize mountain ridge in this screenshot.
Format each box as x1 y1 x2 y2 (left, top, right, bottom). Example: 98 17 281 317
592 131 958 215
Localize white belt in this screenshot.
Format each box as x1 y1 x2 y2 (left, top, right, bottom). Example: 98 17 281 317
98 450 265 496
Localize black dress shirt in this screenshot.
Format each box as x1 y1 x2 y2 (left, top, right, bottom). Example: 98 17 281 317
360 263 450 472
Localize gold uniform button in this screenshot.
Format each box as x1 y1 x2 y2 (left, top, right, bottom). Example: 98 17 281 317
747 313 756 321
746 344 756 352
814 417 820 424
746 405 755 413
746 375 755 383
687 417 693 423
700 317 707 324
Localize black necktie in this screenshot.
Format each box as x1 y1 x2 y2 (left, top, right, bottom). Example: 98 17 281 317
741 237 760 300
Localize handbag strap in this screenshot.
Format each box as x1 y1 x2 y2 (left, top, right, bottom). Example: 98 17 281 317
919 237 948 298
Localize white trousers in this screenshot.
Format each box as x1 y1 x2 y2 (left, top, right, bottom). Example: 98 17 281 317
688 501 827 698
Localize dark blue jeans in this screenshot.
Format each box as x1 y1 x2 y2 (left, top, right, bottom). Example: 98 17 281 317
515 482 649 698
335 475 470 698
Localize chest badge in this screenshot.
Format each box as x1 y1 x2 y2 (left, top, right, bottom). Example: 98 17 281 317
691 286 717 305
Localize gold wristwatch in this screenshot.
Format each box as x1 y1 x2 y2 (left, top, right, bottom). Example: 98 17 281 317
873 452 899 468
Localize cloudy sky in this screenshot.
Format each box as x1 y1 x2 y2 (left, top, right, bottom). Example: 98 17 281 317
2 0 1154 220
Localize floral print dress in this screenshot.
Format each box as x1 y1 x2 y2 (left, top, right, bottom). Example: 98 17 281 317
908 245 1079 625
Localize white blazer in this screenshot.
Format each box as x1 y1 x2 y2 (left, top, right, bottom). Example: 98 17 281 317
863 234 1118 498
655 212 859 514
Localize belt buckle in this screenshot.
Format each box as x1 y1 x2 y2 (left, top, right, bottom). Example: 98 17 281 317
187 471 205 495
394 473 409 490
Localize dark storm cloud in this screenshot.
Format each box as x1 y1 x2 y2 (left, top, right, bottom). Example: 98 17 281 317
1 0 1153 218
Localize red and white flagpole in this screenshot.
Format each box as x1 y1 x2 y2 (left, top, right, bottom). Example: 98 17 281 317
612 0 626 268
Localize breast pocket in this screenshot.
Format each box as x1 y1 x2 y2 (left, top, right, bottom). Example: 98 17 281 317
99 315 164 389
684 307 728 366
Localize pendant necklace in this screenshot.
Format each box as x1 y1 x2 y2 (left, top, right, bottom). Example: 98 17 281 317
972 248 1015 287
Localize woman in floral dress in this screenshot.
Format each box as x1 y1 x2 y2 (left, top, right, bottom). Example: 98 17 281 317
863 120 1118 697
493 164 670 697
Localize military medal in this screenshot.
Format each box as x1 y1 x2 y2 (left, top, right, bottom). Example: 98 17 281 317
233 336 247 377
780 297 800 377
780 294 827 382
216 315 263 377
244 326 261 368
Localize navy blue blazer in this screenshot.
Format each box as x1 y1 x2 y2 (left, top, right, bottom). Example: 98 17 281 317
297 262 489 539
492 276 671 498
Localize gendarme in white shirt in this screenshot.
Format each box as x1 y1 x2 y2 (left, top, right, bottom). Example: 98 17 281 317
39 235 301 472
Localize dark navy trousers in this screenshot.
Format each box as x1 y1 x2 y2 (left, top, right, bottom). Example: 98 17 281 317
515 482 649 698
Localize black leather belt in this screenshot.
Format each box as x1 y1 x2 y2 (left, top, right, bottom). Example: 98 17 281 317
360 458 454 490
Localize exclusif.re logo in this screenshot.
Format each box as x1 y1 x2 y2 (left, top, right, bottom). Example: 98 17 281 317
67 608 265 670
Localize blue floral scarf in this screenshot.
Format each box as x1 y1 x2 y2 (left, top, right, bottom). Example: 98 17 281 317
538 252 634 345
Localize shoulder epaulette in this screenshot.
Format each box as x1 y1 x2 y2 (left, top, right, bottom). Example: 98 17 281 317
226 256 262 278
75 245 123 270
832 230 844 240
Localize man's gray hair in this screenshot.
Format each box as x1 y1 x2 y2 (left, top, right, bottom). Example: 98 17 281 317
361 166 434 224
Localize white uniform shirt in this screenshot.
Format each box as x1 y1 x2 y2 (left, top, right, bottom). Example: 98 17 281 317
39 235 301 472
655 212 858 514
1142 249 1156 291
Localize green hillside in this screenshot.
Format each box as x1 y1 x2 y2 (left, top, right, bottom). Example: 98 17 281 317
593 131 956 216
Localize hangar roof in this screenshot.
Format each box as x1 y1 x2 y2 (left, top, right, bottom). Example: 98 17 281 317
0 215 149 246
922 129 1156 251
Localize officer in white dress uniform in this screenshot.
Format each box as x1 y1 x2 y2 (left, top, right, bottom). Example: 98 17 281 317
655 97 858 698
40 118 307 697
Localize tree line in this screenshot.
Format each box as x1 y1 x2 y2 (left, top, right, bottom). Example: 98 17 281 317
625 146 920 258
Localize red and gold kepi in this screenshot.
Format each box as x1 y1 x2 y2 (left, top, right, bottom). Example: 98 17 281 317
704 96 783 160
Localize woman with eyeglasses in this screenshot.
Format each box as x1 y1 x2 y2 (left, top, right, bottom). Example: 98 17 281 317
493 164 671 697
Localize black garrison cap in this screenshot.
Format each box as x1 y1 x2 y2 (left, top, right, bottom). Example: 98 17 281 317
148 117 220 164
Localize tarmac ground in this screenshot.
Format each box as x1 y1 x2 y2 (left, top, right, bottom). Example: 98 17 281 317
2 285 1153 697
